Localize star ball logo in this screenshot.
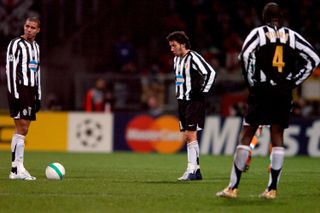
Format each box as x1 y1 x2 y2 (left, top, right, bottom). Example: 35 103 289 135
76 119 103 148
125 115 184 154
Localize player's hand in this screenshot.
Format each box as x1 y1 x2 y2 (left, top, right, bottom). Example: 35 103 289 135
35 100 41 112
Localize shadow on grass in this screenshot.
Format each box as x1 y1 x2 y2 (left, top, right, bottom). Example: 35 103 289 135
215 197 287 207
135 180 220 184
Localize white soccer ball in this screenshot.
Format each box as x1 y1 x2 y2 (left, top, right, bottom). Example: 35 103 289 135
45 162 65 180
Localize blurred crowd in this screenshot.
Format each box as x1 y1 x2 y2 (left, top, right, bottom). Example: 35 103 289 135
1 0 320 117
118 0 320 117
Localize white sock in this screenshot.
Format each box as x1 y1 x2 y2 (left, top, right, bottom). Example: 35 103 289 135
228 145 251 189
267 147 285 190
11 134 25 168
187 141 199 171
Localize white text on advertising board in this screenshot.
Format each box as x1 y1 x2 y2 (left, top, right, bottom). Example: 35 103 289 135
200 116 320 157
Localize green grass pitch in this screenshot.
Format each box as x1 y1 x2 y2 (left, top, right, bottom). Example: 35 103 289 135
0 151 319 213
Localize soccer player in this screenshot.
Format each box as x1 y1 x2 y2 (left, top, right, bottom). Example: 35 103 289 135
216 3 320 199
167 31 216 181
6 17 41 180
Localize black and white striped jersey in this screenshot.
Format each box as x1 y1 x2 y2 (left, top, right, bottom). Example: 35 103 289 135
6 37 41 100
239 25 320 89
173 50 216 101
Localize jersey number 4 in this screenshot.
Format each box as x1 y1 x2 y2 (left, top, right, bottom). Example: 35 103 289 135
272 45 285 73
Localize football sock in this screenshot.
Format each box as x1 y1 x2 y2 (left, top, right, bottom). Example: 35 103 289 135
11 134 25 171
228 145 251 189
11 135 17 168
187 141 199 171
267 147 284 191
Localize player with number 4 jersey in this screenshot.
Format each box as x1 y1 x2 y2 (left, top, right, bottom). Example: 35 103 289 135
216 2 320 199
239 9 319 128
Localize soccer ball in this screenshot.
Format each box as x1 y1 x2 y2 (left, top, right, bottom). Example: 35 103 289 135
45 162 65 180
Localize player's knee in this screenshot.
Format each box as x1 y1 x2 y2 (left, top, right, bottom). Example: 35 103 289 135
17 125 29 136
184 132 197 143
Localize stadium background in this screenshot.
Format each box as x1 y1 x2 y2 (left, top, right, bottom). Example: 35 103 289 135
0 0 320 156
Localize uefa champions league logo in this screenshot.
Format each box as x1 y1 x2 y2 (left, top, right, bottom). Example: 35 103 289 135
76 119 103 148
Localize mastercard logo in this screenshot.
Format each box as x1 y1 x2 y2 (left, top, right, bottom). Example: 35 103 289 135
125 115 184 154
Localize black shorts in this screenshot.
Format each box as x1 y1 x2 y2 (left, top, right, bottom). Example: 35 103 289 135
245 94 292 128
178 100 205 132
8 85 37 121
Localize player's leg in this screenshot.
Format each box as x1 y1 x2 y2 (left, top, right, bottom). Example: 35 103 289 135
177 101 203 181
181 130 202 178
249 126 263 149
12 118 30 167
185 131 200 171
229 125 258 189
9 119 36 180
260 124 284 199
9 86 37 180
177 130 202 181
216 125 258 198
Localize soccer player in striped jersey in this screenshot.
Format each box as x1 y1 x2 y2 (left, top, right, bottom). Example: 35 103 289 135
216 3 320 199
167 31 216 181
6 17 41 180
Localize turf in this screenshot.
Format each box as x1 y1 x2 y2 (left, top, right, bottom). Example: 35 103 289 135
0 151 319 213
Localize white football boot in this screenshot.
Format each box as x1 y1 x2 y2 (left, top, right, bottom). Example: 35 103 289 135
9 165 36 181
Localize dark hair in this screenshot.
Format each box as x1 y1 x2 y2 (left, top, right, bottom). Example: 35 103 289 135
26 17 41 28
262 2 282 27
166 31 191 49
